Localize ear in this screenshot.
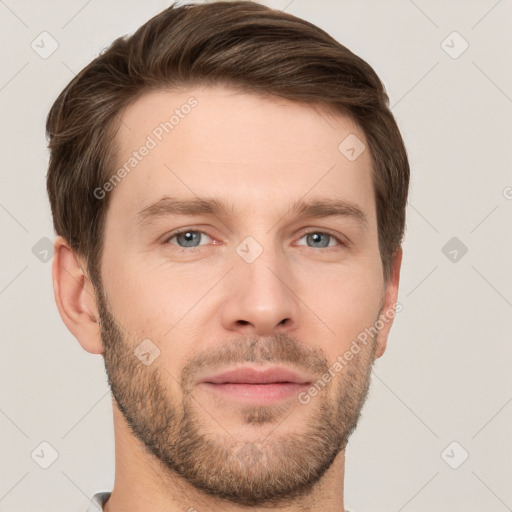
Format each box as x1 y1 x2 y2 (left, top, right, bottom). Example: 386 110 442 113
375 247 403 359
52 236 104 354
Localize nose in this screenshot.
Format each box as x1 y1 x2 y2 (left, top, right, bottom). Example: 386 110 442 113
220 247 299 336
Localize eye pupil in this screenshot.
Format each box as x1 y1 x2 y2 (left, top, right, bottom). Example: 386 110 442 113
307 232 330 248
177 231 200 247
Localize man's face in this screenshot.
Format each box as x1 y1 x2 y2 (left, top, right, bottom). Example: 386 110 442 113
95 85 395 506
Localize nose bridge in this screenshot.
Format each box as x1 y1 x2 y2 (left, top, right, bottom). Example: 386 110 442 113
221 233 298 334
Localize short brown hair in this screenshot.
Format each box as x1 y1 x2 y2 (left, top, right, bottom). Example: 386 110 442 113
46 0 409 287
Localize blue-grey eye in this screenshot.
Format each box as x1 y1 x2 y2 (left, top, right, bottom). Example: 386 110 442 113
297 232 339 248
169 230 211 248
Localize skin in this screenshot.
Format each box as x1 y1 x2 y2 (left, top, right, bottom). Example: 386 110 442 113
52 85 402 512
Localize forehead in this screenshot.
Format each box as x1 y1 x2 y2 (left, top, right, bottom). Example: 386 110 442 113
107 85 375 226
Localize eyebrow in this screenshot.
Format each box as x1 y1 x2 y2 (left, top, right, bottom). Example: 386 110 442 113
134 196 369 228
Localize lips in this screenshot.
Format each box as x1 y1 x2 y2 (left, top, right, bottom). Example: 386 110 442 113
199 366 312 385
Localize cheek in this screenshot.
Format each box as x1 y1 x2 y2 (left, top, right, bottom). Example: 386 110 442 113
101 229 384 361
299 263 383 358
101 257 204 385
101 251 212 340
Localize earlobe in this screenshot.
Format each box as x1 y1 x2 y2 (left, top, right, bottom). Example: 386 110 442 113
375 247 403 359
52 236 104 354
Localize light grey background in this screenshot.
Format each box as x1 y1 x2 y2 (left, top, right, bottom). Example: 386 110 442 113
1 1 511 511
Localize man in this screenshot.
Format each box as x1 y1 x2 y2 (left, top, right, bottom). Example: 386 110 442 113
46 2 409 511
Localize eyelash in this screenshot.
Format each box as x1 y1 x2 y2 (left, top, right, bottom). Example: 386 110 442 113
164 228 347 252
